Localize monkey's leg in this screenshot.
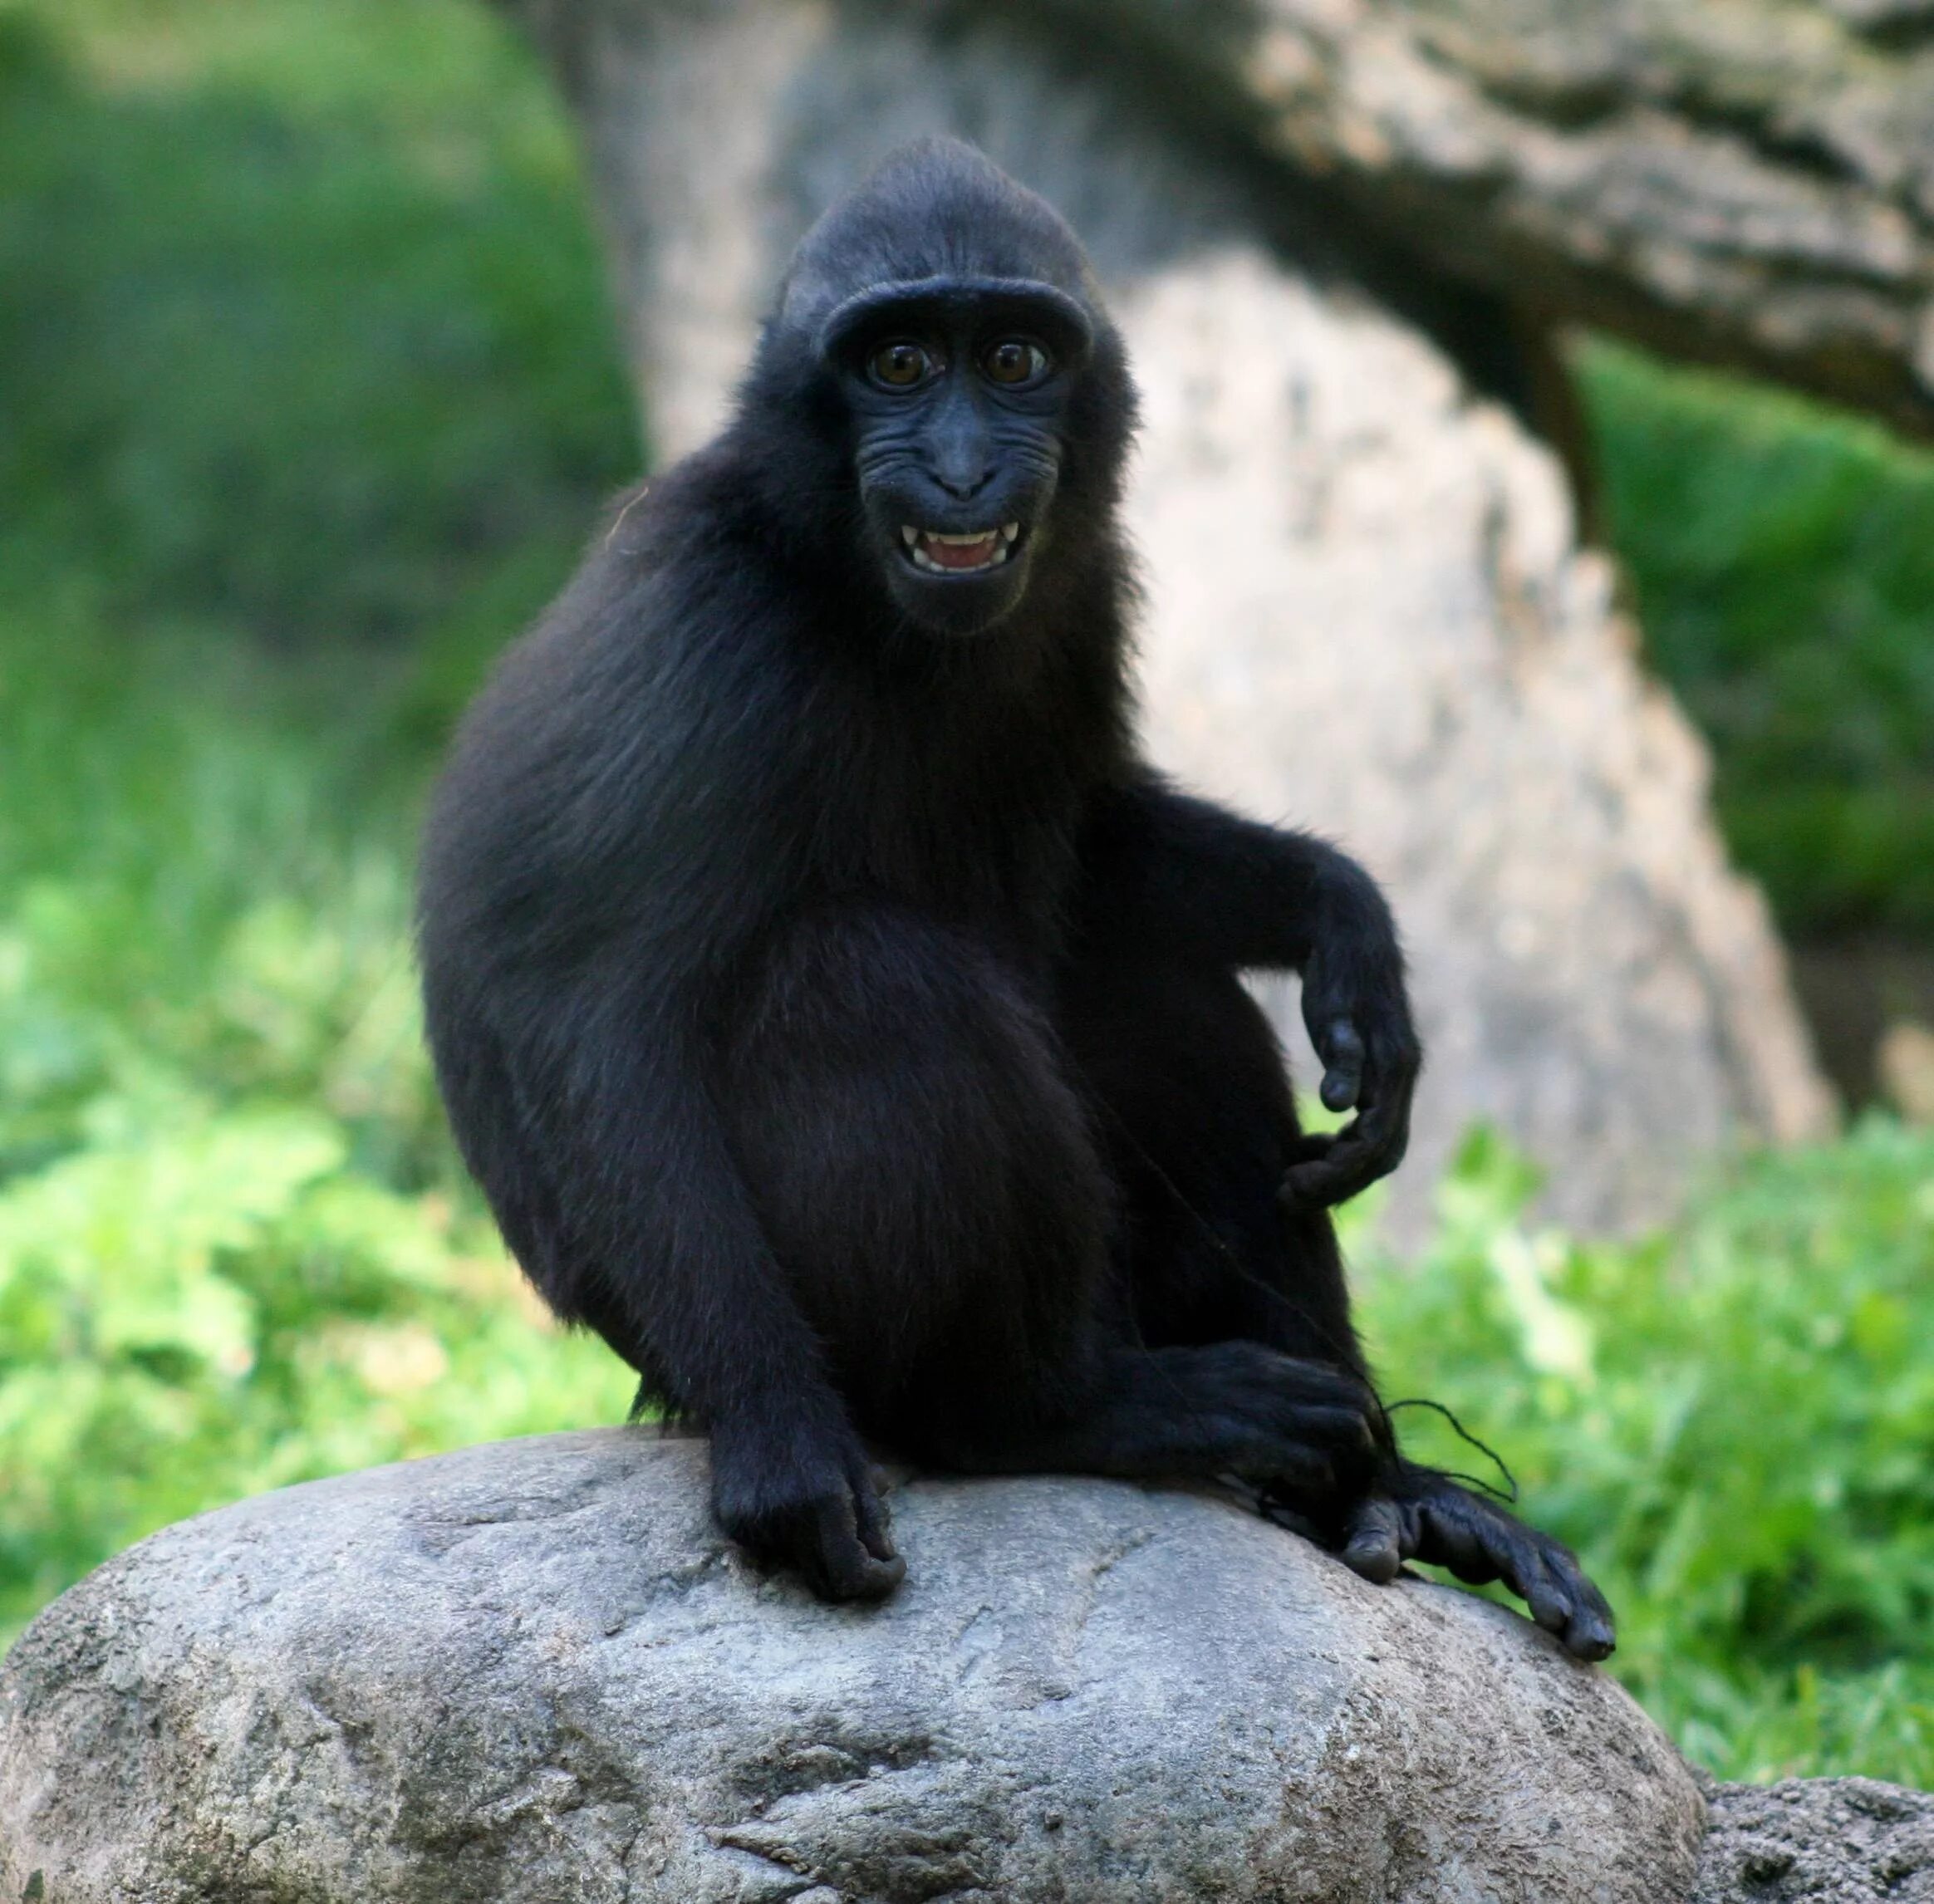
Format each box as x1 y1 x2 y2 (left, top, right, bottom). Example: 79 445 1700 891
913 1338 1381 1501
424 963 903 1603
719 900 1380 1499
1059 936 1616 1660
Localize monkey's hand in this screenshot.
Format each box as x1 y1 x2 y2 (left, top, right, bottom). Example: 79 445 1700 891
1280 922 1421 1208
710 1415 906 1602
1337 1465 1615 1661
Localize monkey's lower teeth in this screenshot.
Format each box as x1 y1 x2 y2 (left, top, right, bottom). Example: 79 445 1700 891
908 529 1011 573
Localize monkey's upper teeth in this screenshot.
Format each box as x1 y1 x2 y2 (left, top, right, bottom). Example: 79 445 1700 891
901 525 919 547
1000 523 1019 542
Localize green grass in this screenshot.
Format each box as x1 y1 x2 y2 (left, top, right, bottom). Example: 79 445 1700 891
0 618 637 1641
0 0 644 1643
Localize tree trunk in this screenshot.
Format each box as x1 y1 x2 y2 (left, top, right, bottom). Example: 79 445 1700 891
1246 0 1934 439
498 0 1843 1236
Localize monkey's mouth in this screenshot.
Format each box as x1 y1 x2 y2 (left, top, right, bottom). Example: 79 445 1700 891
898 523 1022 576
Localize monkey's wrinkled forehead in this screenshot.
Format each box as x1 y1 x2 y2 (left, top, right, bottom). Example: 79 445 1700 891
773 138 1104 348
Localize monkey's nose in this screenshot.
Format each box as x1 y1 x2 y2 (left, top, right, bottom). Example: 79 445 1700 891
934 465 998 500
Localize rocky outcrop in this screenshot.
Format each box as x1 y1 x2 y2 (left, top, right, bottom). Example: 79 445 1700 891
0 1429 1706 1903
1695 1774 1934 1902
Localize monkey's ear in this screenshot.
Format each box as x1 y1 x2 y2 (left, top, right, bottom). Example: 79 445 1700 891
816 275 1095 370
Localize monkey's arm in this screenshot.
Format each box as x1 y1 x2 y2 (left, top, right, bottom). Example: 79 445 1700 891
1077 773 1422 1206
484 968 905 1601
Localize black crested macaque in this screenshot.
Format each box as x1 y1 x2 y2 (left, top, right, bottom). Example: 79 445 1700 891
418 139 1614 1659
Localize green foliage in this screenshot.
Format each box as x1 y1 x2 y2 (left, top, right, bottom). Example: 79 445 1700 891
0 620 635 1646
1580 341 1934 938
1357 1122 1934 1784
0 0 637 666
0 0 649 1656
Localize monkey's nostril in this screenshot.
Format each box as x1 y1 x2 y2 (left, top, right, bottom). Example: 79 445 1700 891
937 469 998 500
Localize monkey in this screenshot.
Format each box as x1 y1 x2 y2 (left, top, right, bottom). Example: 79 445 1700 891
417 137 1614 1660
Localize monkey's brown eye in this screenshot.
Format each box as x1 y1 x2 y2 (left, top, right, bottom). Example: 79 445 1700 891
984 339 1048 385
868 341 932 388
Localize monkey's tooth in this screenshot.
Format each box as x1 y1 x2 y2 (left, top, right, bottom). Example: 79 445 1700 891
901 526 919 547
1000 523 1019 542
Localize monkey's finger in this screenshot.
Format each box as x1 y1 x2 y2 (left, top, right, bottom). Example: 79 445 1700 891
1504 1542 1576 1641
1254 1491 1326 1544
852 1477 900 1565
807 1499 906 1600
1289 1408 1382 1500
1415 1493 1504 1586
1229 1441 1335 1494
1281 1121 1394 1206
1440 1504 1600 1660
1318 1018 1365 1111
826 1546 907 1599
1340 1494 1404 1585
1533 1538 1617 1661
1279 1152 1361 1208
1325 1089 1411 1190
1495 1528 1616 1661
1281 1132 1336 1170
1561 1573 1617 1661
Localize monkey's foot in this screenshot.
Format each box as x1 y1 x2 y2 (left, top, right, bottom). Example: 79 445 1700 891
1334 1467 1615 1662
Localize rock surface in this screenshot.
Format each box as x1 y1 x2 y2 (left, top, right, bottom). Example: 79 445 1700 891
0 1429 1706 1903
1695 1775 1934 1902
509 0 1834 1239
1118 247 1830 1234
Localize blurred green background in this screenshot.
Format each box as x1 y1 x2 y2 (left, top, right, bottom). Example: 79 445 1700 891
2 0 1932 1788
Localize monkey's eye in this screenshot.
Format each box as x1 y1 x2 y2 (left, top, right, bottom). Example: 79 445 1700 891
868 341 935 389
983 339 1049 386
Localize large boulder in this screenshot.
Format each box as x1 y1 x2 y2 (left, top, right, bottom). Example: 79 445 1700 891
0 1429 1704 1903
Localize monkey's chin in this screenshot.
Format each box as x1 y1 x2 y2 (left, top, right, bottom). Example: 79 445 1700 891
888 567 1029 635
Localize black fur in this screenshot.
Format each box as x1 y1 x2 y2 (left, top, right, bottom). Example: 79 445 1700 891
418 140 1613 1656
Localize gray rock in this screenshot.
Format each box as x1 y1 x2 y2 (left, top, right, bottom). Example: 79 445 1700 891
1695 1775 1934 1902
0 1430 1703 1903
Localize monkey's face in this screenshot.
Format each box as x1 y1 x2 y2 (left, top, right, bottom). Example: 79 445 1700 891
823 284 1093 636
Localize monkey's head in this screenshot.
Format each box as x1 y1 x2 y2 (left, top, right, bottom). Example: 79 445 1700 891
744 139 1136 639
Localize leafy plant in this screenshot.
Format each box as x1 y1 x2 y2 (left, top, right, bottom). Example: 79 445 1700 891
1360 1121 1934 1784
1579 341 1934 938
0 617 635 1647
